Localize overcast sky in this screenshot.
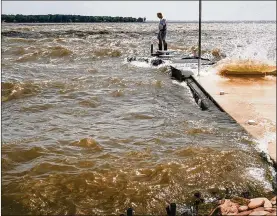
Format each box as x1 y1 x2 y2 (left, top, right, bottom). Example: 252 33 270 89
1 1 276 21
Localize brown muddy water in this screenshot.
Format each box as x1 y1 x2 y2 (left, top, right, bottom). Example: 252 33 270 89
1 22 276 215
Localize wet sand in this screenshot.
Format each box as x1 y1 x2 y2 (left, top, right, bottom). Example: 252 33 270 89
196 74 276 163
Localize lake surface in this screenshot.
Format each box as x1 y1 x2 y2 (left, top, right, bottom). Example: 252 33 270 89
1 22 276 215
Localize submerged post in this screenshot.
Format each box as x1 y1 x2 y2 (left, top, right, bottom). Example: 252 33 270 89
170 203 176 216
127 208 133 216
198 0 202 76
166 203 176 216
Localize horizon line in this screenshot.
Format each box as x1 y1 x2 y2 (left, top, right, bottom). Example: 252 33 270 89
1 14 275 22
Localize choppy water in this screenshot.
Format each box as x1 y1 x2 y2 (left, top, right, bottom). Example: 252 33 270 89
1 22 276 215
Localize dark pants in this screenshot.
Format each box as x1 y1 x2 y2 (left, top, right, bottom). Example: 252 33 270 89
157 31 167 51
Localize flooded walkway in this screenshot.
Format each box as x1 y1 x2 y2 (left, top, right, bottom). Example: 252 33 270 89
195 74 276 163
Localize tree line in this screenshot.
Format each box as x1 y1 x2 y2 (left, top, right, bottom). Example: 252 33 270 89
1 14 147 23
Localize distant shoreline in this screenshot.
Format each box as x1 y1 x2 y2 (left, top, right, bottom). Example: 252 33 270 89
1 14 275 24
1 14 146 23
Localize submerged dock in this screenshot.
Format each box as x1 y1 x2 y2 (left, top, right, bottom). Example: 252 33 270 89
170 67 276 164
195 74 276 163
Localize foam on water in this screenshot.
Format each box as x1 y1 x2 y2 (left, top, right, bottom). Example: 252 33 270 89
171 80 200 108
129 60 151 68
247 167 273 191
255 132 276 156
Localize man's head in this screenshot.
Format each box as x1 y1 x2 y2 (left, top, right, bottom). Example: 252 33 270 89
157 13 163 19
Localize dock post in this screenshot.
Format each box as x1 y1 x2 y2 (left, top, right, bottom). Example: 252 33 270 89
170 203 176 216
127 208 133 216
194 192 204 215
166 203 176 216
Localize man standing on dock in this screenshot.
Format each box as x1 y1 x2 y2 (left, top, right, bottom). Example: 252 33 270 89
157 12 167 51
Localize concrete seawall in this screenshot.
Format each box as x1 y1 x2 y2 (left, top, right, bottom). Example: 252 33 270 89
170 66 276 164
194 74 276 164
